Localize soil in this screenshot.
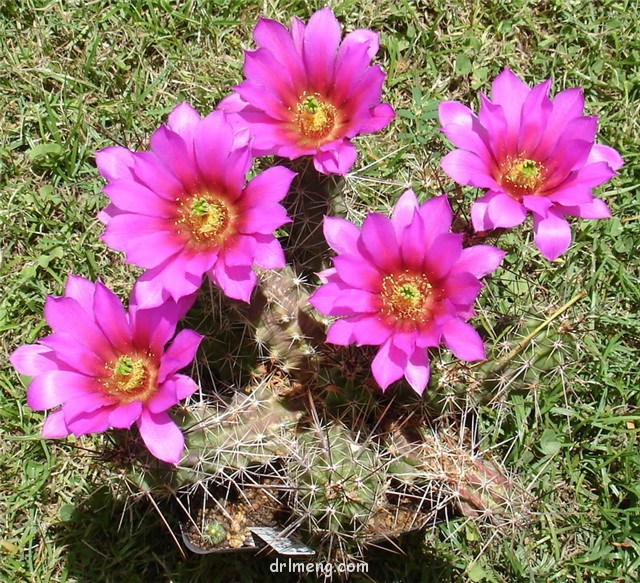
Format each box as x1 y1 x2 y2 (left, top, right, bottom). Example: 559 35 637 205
183 486 283 552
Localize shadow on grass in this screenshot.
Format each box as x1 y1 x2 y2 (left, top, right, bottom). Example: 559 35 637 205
54 485 459 582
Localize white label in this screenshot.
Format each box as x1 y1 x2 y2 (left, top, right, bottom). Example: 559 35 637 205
250 527 316 556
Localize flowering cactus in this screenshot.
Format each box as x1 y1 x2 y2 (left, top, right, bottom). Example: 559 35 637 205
10 276 201 463
219 7 394 175
97 104 296 306
439 68 623 260
309 190 505 393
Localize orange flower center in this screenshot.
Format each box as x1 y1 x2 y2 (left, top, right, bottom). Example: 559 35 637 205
102 354 157 403
176 194 231 247
379 272 435 326
498 157 546 200
294 93 337 142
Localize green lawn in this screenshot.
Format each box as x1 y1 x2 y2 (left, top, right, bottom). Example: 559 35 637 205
1 0 639 581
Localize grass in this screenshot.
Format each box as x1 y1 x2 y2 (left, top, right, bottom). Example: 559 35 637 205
1 0 639 581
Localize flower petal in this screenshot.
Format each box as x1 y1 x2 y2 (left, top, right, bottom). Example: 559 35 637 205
309 282 379 316
400 209 427 271
452 245 506 279
313 140 358 175
322 216 361 257
587 144 623 171
390 189 419 237
26 370 98 410
212 257 257 303
92 281 132 353
439 101 495 166
241 166 296 208
239 202 291 235
222 235 257 267
442 319 486 361
129 293 182 354
253 234 286 269
443 272 483 307
95 146 135 182
173 374 200 400
167 101 202 149
325 314 391 346
517 79 552 154
358 213 400 272
150 125 199 193
486 193 528 229
193 111 237 190
533 209 572 261
158 329 203 382
146 381 179 414
42 409 70 438
10 344 63 376
559 197 611 219
371 338 406 391
332 254 382 291
63 275 96 314
131 151 185 201
417 195 454 245
545 161 617 205
101 213 184 270
253 17 305 88
66 406 113 436
109 401 143 429
137 409 185 464
133 253 203 308
404 348 430 394
440 149 499 190
44 296 116 361
489 68 531 153
303 7 341 96
423 233 463 281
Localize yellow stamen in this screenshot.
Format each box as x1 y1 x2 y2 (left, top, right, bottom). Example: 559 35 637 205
499 156 546 199
379 271 435 326
103 354 157 403
294 92 337 142
175 194 231 246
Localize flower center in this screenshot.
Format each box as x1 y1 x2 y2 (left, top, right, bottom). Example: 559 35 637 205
499 157 546 199
103 354 157 403
379 272 434 326
176 194 231 246
294 93 337 142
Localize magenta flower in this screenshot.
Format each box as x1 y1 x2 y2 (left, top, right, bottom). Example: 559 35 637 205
9 276 202 464
309 190 505 394
96 103 296 308
439 68 623 261
218 7 394 175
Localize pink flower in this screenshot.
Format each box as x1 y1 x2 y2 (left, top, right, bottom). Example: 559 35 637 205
9 276 202 464
439 68 623 261
309 191 505 394
97 103 296 308
218 7 394 175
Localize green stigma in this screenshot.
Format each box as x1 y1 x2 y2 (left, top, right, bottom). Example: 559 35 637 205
398 283 420 304
114 356 134 376
303 96 320 114
191 198 211 216
519 159 539 178
113 356 147 392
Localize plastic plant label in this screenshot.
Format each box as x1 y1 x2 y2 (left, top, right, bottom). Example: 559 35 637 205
249 527 316 556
